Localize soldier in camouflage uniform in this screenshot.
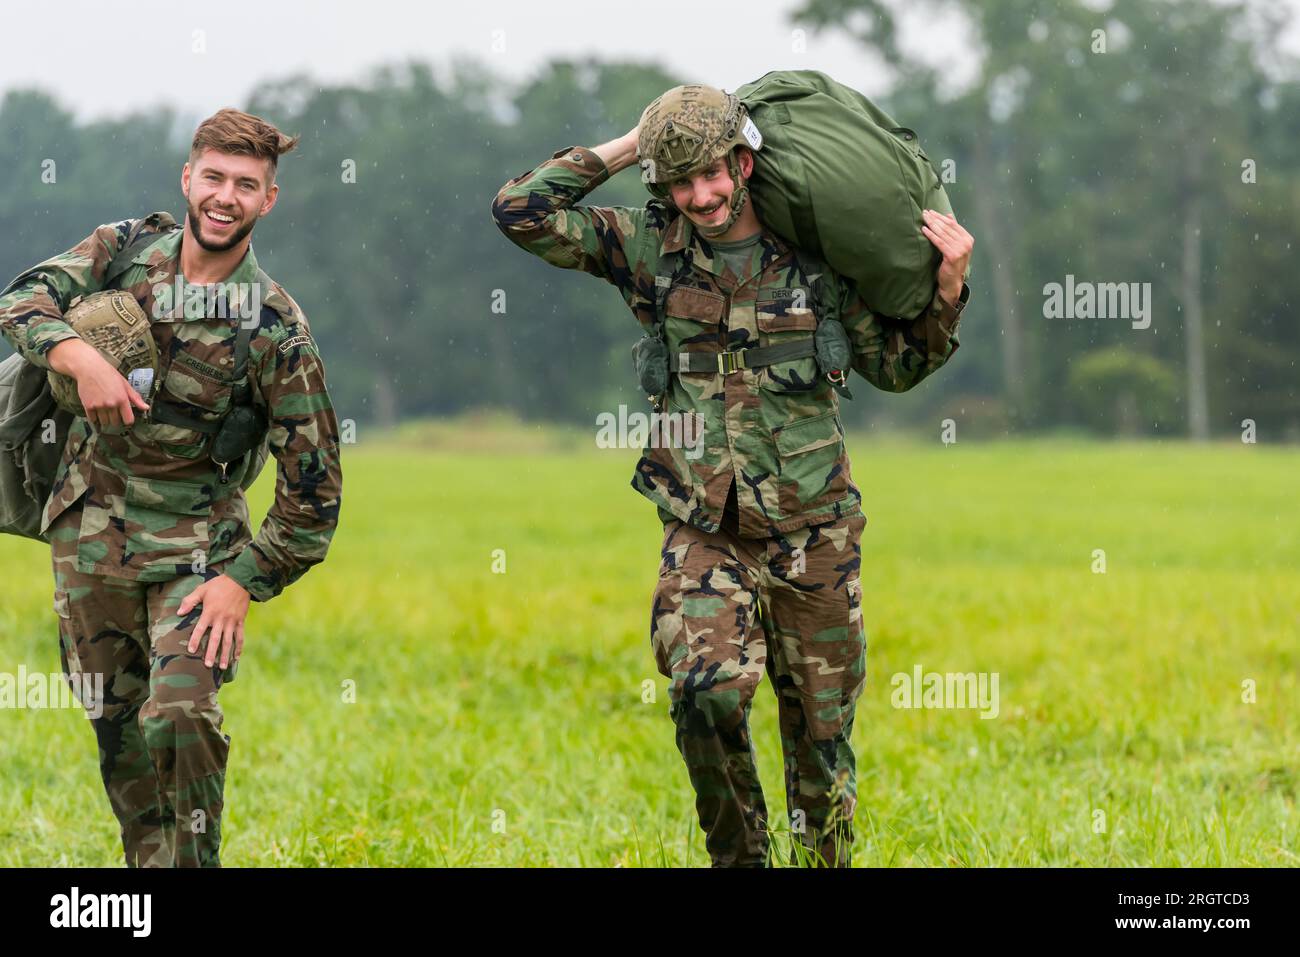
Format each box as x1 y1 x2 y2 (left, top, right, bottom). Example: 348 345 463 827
493 85 973 867
0 109 343 867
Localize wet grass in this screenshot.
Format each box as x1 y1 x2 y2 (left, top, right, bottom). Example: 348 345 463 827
1 430 1295 866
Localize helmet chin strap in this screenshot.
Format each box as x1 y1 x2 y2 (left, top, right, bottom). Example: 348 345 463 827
696 151 749 239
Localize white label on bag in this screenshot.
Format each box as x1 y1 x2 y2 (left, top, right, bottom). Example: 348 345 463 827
741 117 763 150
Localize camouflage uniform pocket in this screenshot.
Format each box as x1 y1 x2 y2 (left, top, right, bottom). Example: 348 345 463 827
756 291 815 334
774 410 849 508
50 587 86 701
138 354 234 458
665 286 724 383
135 423 210 459
775 409 842 457
757 291 819 393
165 352 234 417
845 576 866 702
119 476 211 574
650 523 691 679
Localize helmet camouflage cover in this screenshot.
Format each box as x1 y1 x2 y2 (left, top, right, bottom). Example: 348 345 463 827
637 84 764 237
48 290 159 416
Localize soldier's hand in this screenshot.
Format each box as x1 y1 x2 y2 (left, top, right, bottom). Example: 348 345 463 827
921 209 974 306
75 351 150 429
181 574 251 669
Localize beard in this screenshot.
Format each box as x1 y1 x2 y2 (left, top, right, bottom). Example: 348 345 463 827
185 194 258 252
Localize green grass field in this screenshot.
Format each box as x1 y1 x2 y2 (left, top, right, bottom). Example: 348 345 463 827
1 422 1297 866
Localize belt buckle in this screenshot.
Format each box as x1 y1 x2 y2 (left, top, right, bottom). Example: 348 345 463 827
717 351 745 375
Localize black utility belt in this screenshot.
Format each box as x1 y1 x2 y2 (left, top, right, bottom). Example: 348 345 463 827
670 340 816 374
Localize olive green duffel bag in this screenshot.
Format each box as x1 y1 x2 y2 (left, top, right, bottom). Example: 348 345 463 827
735 69 961 319
0 351 71 541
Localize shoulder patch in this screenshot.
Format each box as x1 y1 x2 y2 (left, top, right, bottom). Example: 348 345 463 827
278 333 314 355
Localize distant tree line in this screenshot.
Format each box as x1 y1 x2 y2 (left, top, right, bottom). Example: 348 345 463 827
1 0 1296 440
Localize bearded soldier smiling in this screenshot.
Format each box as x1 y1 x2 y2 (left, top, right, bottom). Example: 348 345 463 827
0 108 343 867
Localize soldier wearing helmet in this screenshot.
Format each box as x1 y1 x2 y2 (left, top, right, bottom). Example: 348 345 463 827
493 83 973 867
637 85 763 239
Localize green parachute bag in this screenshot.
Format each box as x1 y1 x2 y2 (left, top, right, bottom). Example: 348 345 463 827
0 353 71 541
735 70 961 319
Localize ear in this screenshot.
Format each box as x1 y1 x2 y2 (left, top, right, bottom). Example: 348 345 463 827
736 147 754 179
260 182 279 217
181 161 191 196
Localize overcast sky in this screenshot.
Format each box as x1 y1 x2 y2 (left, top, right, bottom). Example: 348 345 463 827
3 0 1297 122
3 0 970 121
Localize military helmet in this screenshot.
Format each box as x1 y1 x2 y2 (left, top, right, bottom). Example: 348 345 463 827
637 84 764 237
48 290 159 417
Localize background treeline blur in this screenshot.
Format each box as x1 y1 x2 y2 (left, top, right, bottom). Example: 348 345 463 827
1 0 1296 440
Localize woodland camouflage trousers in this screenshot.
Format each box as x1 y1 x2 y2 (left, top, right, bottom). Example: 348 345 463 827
49 500 236 867
650 511 867 867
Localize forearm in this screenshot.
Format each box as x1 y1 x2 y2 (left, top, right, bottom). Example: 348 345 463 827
852 283 970 393
913 282 968 357
224 329 342 602
46 337 99 376
492 146 611 241
589 131 638 175
491 144 646 282
223 480 340 603
0 280 82 371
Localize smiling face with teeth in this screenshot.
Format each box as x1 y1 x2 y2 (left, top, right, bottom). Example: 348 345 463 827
181 148 280 254
666 146 758 242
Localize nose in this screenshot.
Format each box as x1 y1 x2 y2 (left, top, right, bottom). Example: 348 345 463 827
213 181 237 208
691 178 715 211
